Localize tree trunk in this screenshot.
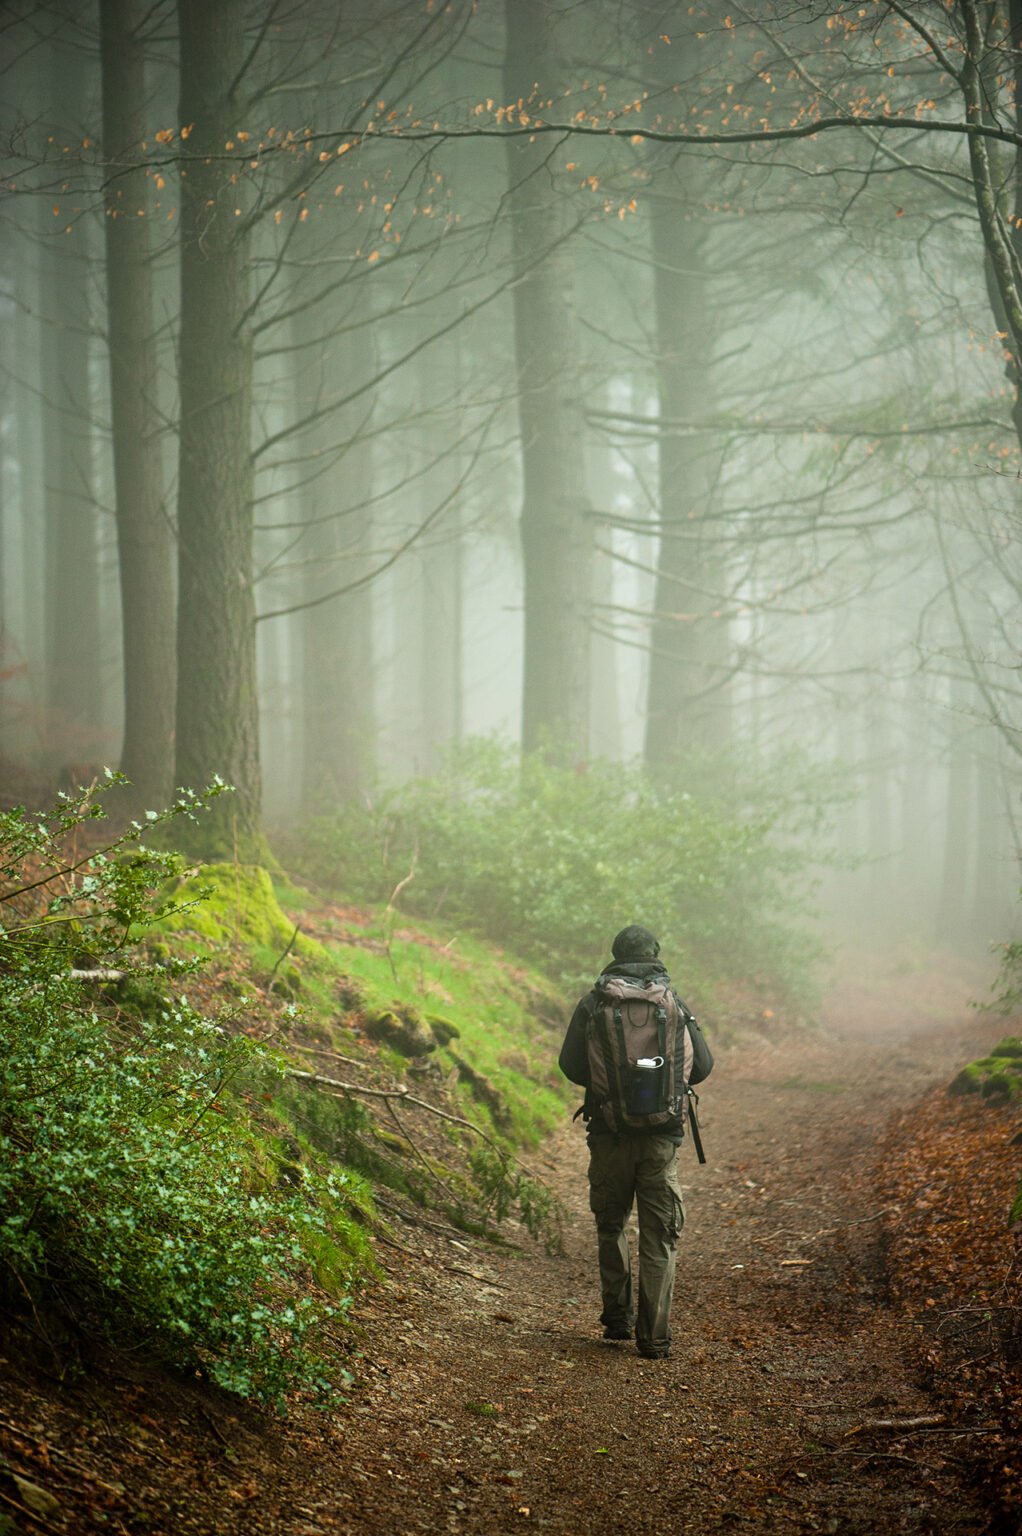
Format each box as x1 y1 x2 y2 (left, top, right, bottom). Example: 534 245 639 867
503 0 591 760
298 300 376 812
100 0 175 810
644 186 730 770
587 397 622 761
39 36 102 771
935 673 974 948
417 333 463 774
175 0 261 855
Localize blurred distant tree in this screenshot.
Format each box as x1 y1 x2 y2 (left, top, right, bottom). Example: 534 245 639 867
100 0 175 810
642 17 732 766
174 0 262 854
38 30 102 765
503 0 592 758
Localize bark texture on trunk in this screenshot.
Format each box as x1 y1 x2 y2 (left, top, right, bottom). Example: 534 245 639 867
100 0 175 809
503 0 591 759
175 0 261 853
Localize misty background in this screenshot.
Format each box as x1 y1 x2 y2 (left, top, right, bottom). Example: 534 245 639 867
0 0 1019 990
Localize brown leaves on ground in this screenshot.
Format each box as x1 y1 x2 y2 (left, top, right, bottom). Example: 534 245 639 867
877 1087 1022 1521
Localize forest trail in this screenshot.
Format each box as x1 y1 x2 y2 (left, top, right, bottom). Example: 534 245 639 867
0 961 1005 1535
309 963 996 1536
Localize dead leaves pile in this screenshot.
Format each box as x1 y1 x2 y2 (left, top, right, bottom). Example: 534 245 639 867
876 1086 1022 1520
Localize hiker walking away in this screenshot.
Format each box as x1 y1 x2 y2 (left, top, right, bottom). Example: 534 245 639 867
559 925 713 1360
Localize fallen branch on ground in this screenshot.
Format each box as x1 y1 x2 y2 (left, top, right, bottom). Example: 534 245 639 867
286 1067 548 1186
847 1414 946 1434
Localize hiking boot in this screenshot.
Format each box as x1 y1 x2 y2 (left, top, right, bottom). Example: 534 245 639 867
636 1343 670 1359
602 1324 632 1341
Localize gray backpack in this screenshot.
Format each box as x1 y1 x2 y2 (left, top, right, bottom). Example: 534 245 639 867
584 975 694 1134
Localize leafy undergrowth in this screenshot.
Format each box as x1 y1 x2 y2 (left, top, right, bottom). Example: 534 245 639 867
877 1077 1022 1522
279 739 829 1033
0 783 570 1421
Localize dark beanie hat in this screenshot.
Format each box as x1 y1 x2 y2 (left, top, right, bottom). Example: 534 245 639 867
611 924 660 961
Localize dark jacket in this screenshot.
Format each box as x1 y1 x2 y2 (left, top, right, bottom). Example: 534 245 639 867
558 959 714 1141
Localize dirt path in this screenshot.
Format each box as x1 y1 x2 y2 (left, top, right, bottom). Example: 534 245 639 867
1 965 1007 1535
268 964 1000 1536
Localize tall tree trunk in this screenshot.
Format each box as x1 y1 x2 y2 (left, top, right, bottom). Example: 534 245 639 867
587 395 622 760
935 674 974 948
420 522 462 772
503 0 591 759
175 0 261 855
39 37 101 771
298 303 376 812
644 185 730 770
417 333 463 774
100 0 175 810
867 688 894 928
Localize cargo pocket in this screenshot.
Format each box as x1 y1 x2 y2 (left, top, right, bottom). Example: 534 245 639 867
588 1140 628 1227
667 1184 685 1247
660 1141 685 1246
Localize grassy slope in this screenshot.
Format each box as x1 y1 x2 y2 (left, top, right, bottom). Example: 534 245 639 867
150 861 573 1209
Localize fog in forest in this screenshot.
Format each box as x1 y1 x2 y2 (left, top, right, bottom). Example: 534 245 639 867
1 0 1019 1005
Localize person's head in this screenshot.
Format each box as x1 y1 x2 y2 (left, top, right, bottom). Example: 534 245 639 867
611 924 660 962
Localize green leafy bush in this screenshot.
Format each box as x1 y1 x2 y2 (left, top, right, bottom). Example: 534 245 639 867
985 924 1022 1018
0 779 370 1406
283 740 827 1011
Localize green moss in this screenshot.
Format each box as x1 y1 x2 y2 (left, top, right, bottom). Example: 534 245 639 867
428 1014 461 1046
949 1040 1022 1101
304 922 570 1146
154 863 295 950
363 1005 435 1058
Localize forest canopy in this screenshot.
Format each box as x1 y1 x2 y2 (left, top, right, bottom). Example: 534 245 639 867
0 0 1018 959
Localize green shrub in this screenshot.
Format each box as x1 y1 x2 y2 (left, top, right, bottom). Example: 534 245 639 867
0 779 369 1407
283 740 825 1010
985 922 1022 1017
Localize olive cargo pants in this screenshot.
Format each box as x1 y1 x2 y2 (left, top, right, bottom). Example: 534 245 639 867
587 1133 685 1352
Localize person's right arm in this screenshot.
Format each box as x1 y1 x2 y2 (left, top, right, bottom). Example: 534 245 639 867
558 998 591 1086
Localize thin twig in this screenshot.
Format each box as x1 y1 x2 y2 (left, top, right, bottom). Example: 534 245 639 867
268 923 300 985
0 1486 65 1536
446 1263 507 1289
293 1043 371 1070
